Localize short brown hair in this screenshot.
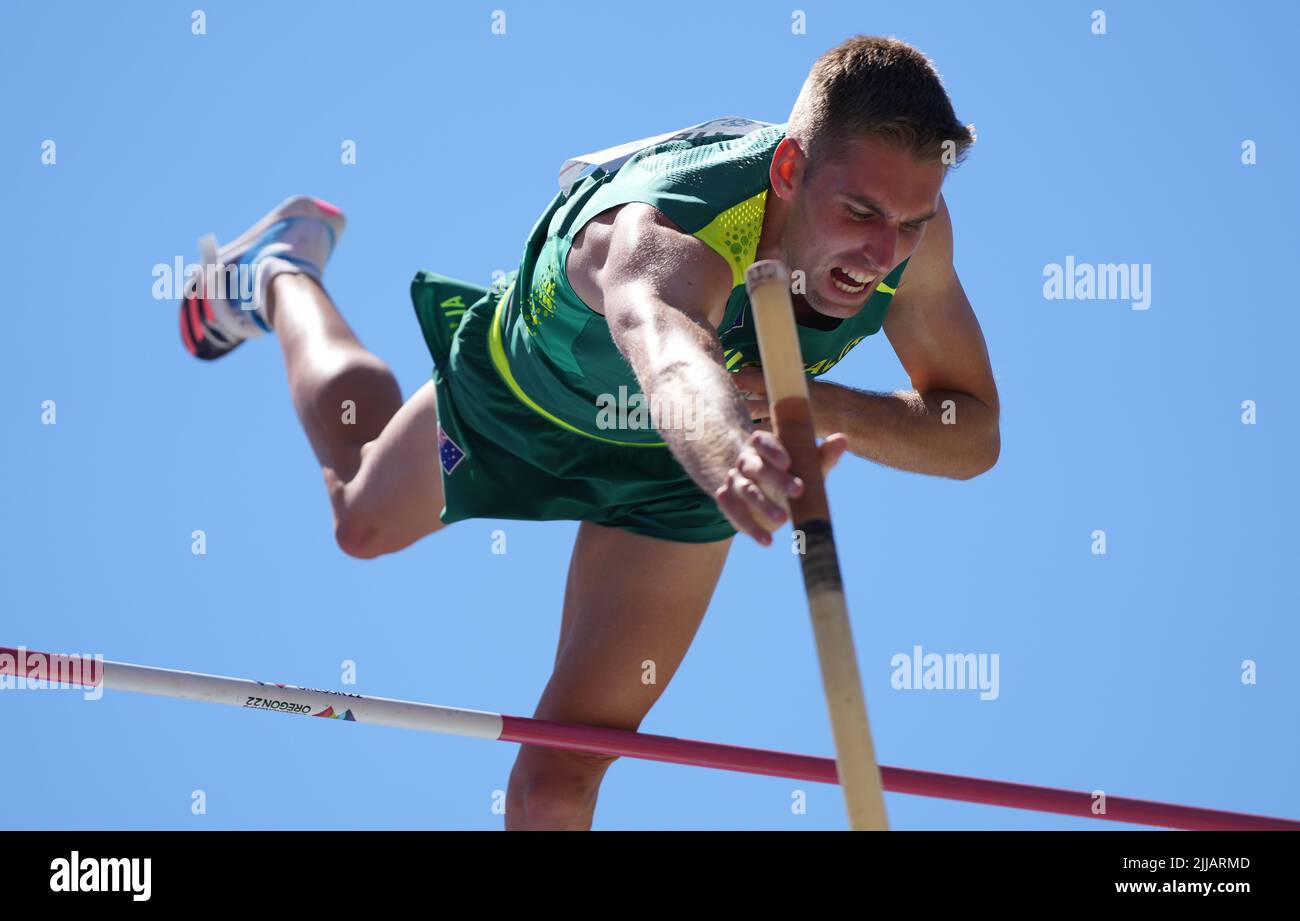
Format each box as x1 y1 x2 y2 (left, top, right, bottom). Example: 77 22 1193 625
788 35 975 171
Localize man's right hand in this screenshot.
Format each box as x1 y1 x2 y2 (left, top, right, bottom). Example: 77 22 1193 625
714 430 850 545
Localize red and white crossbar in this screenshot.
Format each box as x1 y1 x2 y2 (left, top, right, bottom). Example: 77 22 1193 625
2 646 1295 831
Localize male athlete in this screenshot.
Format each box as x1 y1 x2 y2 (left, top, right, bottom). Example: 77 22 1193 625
176 36 999 829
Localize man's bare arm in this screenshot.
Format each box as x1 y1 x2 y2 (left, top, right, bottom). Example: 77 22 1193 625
596 204 803 542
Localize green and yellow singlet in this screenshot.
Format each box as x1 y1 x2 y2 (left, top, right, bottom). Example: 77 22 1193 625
491 122 908 447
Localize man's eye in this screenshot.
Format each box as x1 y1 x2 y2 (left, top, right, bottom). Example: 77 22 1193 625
902 222 924 233
848 209 873 221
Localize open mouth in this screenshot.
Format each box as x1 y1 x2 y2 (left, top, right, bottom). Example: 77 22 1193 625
830 266 875 296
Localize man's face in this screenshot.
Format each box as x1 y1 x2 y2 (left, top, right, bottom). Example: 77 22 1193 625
778 135 946 319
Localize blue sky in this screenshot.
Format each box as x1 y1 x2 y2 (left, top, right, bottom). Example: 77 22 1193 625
2 1 1296 830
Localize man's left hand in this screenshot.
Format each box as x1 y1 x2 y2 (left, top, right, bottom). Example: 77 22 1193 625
732 366 843 437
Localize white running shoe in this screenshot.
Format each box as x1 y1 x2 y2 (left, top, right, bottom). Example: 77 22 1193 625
179 195 346 360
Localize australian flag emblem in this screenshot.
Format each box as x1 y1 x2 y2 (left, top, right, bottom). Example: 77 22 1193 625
437 423 466 474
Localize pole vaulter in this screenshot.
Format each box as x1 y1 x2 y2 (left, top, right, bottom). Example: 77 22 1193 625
18 41 1295 834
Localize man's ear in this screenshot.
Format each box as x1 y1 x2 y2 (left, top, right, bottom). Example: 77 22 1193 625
770 137 806 195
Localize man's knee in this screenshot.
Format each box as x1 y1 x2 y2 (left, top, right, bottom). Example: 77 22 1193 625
330 455 390 560
328 423 445 560
333 511 385 559
305 355 402 439
506 747 618 831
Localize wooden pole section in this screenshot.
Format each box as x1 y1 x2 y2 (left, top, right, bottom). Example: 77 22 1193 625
744 259 889 831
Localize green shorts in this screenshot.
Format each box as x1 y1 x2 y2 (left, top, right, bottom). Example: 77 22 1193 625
410 270 736 543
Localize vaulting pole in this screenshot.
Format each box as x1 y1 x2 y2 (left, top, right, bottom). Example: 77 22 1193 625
4 646 1294 830
744 259 889 831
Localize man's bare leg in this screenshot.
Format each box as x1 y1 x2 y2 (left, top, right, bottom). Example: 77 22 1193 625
267 273 447 557
505 522 733 830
